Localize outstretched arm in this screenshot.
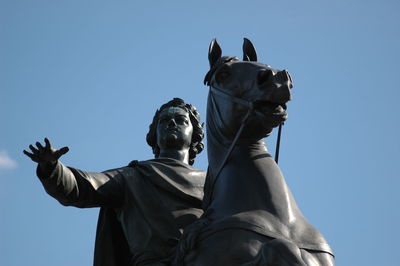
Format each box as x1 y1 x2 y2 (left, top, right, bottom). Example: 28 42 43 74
24 138 122 208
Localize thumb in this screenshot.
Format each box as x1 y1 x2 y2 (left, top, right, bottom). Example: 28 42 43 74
55 146 69 158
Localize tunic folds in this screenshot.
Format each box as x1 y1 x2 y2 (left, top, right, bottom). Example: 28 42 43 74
37 158 206 266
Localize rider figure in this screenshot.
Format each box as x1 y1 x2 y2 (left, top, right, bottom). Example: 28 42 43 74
24 98 206 266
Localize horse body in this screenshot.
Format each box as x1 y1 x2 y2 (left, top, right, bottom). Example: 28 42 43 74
181 39 334 266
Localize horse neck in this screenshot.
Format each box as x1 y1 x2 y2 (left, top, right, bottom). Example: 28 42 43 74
206 92 270 177
207 130 268 171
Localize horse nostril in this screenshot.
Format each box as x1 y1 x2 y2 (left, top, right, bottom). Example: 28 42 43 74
258 70 272 87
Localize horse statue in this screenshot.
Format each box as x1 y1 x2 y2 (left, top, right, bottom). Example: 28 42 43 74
174 39 334 266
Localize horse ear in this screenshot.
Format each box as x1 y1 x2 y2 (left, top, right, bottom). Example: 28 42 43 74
242 38 257 62
208 39 222 68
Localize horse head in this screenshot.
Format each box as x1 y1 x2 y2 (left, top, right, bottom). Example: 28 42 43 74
204 38 293 141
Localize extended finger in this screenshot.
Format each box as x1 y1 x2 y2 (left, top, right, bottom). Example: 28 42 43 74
29 144 39 154
59 146 69 155
23 149 34 158
44 138 51 149
23 150 38 161
36 141 44 150
55 146 69 158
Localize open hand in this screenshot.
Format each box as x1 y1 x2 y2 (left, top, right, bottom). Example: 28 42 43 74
23 138 69 166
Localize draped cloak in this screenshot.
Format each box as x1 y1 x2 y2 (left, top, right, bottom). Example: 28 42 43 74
37 158 206 266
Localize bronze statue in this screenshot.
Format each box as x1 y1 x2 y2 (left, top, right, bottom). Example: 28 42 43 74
24 39 334 266
175 39 335 265
24 98 206 266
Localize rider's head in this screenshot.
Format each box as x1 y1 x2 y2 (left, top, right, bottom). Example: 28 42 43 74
147 98 204 165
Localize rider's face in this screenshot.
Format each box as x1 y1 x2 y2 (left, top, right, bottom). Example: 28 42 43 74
156 107 193 151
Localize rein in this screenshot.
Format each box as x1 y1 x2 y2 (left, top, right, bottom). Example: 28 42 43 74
210 86 254 180
209 86 283 183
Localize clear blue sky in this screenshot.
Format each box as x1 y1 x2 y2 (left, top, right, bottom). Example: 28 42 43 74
1 1 399 265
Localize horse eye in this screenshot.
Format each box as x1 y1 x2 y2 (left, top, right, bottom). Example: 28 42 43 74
216 70 230 84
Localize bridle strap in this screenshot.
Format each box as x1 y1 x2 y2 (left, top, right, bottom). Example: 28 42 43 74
210 86 284 163
275 123 283 164
206 85 284 204
209 85 255 181
208 88 254 203
212 106 253 181
210 86 253 108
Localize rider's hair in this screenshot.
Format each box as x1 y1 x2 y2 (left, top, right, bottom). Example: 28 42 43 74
146 98 204 165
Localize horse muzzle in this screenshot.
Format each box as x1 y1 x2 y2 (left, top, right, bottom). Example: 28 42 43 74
258 69 293 105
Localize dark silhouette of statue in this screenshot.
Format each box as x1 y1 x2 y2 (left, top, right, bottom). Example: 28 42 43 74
24 39 335 266
174 39 335 266
24 98 206 266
